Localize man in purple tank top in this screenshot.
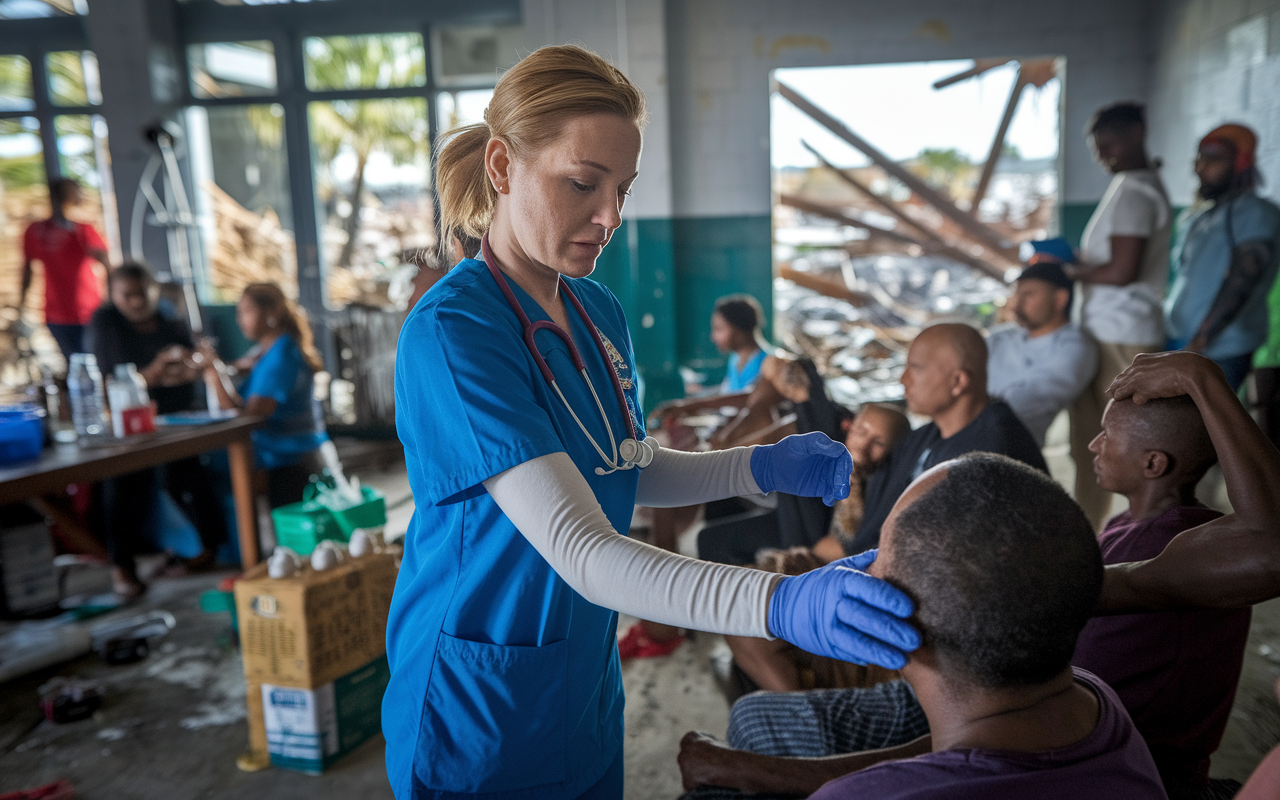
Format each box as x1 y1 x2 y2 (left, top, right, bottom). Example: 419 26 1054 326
1076 392 1250 799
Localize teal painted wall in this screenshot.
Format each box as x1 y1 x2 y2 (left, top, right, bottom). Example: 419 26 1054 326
1060 202 1099 248
589 214 774 410
591 218 682 410
672 214 774 382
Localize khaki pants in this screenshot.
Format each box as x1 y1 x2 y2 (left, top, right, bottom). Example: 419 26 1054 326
1069 342 1161 530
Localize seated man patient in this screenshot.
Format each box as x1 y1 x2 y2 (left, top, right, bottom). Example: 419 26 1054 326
680 353 1253 800
683 454 1165 799
719 323 1047 690
987 254 1099 446
1079 393 1249 799
846 322 1046 555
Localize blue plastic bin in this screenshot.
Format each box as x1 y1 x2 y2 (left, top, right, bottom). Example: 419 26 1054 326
0 405 45 465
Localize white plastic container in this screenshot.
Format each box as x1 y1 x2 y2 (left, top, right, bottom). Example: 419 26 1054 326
107 363 151 438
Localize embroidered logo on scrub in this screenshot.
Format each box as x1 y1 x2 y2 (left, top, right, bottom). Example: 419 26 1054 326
596 329 634 391
596 328 643 436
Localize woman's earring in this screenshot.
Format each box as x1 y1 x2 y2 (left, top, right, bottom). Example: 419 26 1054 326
267 317 278 328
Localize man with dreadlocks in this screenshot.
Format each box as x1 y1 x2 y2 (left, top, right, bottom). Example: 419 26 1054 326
1165 123 1280 391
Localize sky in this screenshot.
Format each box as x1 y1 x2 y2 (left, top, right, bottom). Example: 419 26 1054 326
772 59 1061 169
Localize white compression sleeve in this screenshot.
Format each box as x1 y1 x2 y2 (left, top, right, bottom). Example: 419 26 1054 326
483 452 780 637
633 442 763 508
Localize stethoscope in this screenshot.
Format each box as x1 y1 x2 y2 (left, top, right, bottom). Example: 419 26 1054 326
481 235 655 475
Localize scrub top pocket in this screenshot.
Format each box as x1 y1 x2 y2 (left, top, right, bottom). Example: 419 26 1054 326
418 632 568 794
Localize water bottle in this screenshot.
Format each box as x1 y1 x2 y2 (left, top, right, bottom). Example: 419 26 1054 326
67 353 106 438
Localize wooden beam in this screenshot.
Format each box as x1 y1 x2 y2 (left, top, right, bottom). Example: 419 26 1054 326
775 79 1019 262
800 141 1008 281
778 192 923 248
932 58 1013 90
777 264 870 308
971 71 1029 212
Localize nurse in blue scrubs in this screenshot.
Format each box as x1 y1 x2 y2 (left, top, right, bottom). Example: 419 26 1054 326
384 45 921 800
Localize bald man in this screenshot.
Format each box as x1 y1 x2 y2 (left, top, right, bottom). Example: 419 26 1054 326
846 324 1046 554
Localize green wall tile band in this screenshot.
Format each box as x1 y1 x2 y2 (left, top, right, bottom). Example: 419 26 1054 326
1059 202 1099 248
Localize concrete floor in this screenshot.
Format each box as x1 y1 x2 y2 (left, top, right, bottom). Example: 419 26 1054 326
2 446 1278 798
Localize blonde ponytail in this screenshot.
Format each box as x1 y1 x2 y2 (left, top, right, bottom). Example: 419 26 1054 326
435 124 496 244
435 45 647 252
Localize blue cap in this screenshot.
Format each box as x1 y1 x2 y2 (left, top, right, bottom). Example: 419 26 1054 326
1019 237 1075 265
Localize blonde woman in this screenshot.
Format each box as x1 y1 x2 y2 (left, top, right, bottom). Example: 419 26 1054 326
385 46 918 800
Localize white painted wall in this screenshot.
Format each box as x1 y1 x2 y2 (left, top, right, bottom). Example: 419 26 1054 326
664 0 1158 218
1146 0 1280 207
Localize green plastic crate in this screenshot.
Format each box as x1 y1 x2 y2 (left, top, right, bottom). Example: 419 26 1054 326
271 484 386 556
272 499 343 556
316 486 386 538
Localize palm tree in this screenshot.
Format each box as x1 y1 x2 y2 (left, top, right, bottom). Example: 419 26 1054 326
305 34 428 268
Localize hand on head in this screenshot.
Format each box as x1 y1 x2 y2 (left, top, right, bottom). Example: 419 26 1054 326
1108 351 1225 405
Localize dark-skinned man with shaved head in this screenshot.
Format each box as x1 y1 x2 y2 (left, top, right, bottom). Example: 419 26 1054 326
846 323 1046 555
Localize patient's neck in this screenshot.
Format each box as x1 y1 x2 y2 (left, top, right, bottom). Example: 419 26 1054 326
1125 478 1199 521
904 659 1099 755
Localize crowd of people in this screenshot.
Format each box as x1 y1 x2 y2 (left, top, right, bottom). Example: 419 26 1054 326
18 182 331 597
637 101 1280 800
18 49 1280 796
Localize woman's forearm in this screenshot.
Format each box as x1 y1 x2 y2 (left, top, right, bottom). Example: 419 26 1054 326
635 444 761 507
485 452 780 637
205 365 242 410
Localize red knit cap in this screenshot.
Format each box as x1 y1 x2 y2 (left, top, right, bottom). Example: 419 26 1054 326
1200 123 1257 174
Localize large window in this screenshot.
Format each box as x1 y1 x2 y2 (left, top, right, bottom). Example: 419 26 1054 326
186 103 295 303
184 30 446 311
0 47 114 315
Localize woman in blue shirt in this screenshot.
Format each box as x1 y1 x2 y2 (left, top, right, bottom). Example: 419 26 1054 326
385 45 918 800
712 294 768 392
201 282 330 507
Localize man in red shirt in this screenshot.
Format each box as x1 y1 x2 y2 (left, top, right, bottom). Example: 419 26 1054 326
21 178 109 357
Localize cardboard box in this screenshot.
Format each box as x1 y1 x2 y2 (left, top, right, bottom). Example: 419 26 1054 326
0 522 59 617
234 553 396 689
261 656 389 774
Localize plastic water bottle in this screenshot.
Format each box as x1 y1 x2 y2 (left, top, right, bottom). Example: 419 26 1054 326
67 353 106 438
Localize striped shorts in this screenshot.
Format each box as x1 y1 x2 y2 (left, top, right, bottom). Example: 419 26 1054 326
680 680 928 800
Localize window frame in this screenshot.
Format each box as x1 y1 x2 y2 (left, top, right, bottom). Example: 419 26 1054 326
0 22 96 188
176 0 517 325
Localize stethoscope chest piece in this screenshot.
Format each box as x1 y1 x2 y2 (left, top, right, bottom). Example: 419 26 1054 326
618 438 641 464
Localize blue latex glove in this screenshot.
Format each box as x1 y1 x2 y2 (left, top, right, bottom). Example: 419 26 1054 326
767 549 920 669
750 431 854 506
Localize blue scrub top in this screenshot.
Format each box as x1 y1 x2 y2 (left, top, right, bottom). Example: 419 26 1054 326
1165 194 1280 360
384 258 645 799
241 334 328 469
720 348 765 393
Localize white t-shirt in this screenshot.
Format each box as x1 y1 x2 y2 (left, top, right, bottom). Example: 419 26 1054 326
1077 169 1172 345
